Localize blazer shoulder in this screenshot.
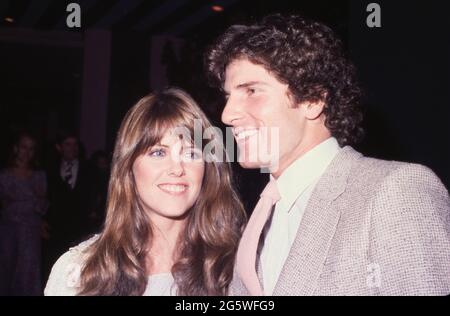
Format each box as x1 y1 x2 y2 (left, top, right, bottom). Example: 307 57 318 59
366 162 450 295
348 154 447 190
353 155 407 176
343 155 449 218
370 160 448 197
371 161 449 221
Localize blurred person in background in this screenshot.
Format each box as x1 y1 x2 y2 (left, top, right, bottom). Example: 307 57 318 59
43 131 91 281
0 131 48 296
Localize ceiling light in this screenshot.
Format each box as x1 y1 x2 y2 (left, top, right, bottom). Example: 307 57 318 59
211 5 224 12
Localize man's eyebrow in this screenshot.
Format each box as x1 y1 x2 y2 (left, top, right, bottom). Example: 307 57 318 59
223 81 267 95
236 81 267 89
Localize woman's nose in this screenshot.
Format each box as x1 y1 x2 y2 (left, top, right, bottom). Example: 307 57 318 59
167 157 185 177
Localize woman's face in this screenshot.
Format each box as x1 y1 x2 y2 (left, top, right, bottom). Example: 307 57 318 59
14 136 35 166
132 131 205 222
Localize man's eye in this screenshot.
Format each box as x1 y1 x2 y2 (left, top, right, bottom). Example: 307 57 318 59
247 88 256 95
149 149 166 157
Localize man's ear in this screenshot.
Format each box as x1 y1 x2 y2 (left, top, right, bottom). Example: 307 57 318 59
304 100 326 120
55 144 61 153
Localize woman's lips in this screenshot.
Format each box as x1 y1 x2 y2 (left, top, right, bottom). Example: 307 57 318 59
157 183 188 195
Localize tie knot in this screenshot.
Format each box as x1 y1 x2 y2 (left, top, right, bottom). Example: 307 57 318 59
260 179 280 203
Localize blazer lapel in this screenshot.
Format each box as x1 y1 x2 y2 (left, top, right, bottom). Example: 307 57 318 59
273 146 362 295
257 257 264 291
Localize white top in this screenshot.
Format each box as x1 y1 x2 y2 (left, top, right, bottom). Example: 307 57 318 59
44 236 177 296
260 137 341 295
144 273 176 296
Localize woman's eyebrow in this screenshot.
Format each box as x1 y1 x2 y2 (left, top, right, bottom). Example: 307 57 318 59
153 143 170 148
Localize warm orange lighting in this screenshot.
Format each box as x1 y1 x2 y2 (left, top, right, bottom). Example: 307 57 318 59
211 5 224 12
5 17 14 23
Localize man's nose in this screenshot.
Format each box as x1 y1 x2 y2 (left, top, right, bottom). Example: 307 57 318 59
221 96 243 126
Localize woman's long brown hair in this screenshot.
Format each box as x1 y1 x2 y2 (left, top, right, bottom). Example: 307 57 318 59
77 88 246 295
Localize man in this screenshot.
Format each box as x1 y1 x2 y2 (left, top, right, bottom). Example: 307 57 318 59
43 131 92 280
205 14 450 295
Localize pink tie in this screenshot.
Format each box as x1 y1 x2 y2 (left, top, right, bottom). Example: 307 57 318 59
236 180 280 296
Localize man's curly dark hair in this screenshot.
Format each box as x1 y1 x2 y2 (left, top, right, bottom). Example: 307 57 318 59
205 14 364 146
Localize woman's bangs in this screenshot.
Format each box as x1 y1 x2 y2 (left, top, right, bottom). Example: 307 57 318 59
139 108 198 153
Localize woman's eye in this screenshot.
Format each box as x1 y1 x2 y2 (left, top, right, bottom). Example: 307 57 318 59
149 148 166 157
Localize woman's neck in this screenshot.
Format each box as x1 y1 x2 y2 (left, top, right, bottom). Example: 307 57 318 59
14 160 30 170
11 164 32 179
146 216 187 275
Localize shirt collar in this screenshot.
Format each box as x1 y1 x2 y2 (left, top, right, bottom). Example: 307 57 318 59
62 159 79 168
273 137 341 213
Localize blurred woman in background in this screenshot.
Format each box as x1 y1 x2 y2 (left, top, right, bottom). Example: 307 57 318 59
0 131 48 296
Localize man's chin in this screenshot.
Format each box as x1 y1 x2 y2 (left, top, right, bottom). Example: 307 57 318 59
238 160 261 169
238 159 274 171
237 150 275 170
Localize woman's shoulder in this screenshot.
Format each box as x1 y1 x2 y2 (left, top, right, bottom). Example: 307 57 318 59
0 168 10 180
0 169 12 189
44 235 99 296
32 169 47 181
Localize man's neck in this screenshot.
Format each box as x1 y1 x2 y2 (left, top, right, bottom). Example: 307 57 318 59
271 133 332 179
63 158 78 164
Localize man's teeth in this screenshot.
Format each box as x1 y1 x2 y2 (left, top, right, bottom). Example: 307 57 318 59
235 129 258 140
159 184 187 193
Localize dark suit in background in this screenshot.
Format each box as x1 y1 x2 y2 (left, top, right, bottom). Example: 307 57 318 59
43 159 92 279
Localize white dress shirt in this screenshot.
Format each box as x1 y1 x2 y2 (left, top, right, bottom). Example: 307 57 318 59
260 137 341 295
60 159 79 189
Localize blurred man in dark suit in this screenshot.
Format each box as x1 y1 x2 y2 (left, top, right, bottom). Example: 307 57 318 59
43 131 92 278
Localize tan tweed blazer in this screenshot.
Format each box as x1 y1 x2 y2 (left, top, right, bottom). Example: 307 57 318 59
231 146 450 296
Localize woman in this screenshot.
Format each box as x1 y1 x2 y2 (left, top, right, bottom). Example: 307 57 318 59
0 132 48 295
45 88 246 295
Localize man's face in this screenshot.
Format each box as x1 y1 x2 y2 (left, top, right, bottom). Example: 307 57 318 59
58 137 79 162
222 58 308 177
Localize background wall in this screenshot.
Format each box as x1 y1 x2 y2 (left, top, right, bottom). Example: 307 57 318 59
1 0 448 210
